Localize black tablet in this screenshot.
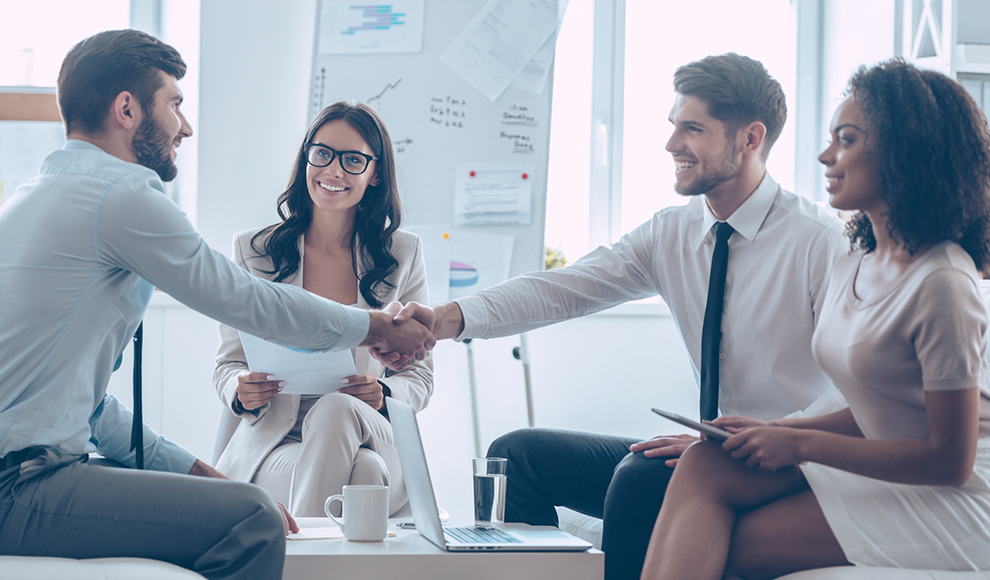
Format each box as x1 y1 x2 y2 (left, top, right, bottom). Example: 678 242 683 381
651 408 732 441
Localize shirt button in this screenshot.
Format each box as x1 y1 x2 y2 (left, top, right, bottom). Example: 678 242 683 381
719 352 726 360
725 400 735 408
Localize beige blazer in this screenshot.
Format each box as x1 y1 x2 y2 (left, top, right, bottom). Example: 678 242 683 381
213 226 433 482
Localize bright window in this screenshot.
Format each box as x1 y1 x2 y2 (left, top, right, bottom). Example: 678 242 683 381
0 1 130 87
621 0 795 233
544 0 594 266
546 0 796 263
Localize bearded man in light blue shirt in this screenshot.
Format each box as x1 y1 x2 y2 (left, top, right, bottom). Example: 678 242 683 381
0 29 432 579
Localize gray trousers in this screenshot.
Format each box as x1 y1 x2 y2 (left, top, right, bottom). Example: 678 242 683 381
487 428 675 580
0 455 285 580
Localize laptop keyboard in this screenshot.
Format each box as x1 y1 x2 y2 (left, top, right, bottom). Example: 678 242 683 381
444 526 523 544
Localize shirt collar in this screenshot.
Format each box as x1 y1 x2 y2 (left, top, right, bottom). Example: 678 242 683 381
691 172 779 251
63 139 104 153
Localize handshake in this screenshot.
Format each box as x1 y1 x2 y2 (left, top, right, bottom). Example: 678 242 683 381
360 301 465 371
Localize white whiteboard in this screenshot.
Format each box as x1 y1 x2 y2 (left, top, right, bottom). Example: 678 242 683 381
308 0 555 280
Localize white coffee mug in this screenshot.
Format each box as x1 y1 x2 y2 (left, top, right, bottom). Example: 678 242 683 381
324 484 389 541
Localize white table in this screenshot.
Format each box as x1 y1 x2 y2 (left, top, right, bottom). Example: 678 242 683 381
284 523 603 580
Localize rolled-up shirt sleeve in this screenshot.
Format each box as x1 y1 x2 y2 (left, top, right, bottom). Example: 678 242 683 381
88 394 196 474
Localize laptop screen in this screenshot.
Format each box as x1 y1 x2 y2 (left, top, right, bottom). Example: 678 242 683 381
387 398 449 549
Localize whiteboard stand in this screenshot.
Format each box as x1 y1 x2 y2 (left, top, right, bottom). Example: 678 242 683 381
512 333 535 428
463 338 483 458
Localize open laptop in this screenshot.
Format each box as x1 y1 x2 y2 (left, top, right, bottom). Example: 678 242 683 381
387 398 592 552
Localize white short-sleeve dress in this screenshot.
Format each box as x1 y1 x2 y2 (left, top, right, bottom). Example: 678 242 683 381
806 241 990 570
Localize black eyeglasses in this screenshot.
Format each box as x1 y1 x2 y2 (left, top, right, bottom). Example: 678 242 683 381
305 143 378 175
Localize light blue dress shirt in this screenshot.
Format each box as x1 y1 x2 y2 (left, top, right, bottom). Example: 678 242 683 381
0 140 370 468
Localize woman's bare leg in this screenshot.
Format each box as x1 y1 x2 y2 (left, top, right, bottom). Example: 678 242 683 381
640 441 836 580
724 490 848 580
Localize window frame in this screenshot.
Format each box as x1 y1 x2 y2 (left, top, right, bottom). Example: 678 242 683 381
579 0 825 248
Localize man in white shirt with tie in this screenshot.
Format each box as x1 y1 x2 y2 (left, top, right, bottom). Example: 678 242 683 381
390 53 846 580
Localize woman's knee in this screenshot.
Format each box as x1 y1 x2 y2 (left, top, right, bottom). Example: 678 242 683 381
351 447 389 486
304 392 367 429
311 392 362 414
665 440 742 499
676 439 729 473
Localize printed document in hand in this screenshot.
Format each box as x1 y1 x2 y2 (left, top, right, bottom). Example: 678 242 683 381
237 331 357 396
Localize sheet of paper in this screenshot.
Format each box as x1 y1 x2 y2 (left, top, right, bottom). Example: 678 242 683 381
439 0 559 101
454 163 534 226
288 517 395 540
403 225 452 304
287 527 395 540
318 0 425 55
510 0 568 95
288 526 345 540
237 331 357 396
445 230 515 300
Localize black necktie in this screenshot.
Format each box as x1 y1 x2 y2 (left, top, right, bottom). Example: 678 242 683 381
130 322 144 469
700 222 733 422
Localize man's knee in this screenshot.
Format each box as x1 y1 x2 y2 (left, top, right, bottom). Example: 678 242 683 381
232 480 284 522
604 452 673 525
198 480 285 578
611 452 674 496
486 428 543 459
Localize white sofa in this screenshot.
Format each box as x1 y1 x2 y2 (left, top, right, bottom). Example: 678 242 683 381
557 503 990 579
0 556 204 579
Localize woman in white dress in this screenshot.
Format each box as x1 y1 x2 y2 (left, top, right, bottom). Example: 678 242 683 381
213 101 432 517
640 59 990 579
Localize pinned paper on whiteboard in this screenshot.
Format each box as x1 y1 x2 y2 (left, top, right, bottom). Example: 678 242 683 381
403 225 514 302
317 0 425 55
439 0 558 101
445 230 514 300
453 163 534 226
511 0 570 95
402 225 452 304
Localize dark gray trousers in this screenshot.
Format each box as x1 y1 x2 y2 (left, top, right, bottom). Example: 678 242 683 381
0 456 285 580
487 428 674 580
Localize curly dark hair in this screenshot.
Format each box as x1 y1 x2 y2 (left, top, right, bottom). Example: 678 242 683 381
251 101 401 307
843 59 990 270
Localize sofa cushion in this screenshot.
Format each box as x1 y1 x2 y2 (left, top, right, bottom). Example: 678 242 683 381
0 556 203 579
779 567 990 579
555 506 604 550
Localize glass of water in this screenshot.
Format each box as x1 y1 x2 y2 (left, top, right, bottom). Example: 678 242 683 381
473 457 507 527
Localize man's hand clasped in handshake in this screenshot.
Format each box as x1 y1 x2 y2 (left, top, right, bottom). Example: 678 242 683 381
366 301 465 370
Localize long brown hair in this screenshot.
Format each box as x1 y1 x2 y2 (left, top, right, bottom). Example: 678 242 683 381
252 101 402 307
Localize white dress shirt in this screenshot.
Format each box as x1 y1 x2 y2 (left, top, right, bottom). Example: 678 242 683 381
0 140 370 461
456 173 846 420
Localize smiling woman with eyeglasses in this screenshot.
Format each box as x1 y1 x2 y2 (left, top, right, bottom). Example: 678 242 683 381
211 101 433 518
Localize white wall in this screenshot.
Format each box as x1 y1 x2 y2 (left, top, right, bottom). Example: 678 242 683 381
196 0 318 253
819 0 898 135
